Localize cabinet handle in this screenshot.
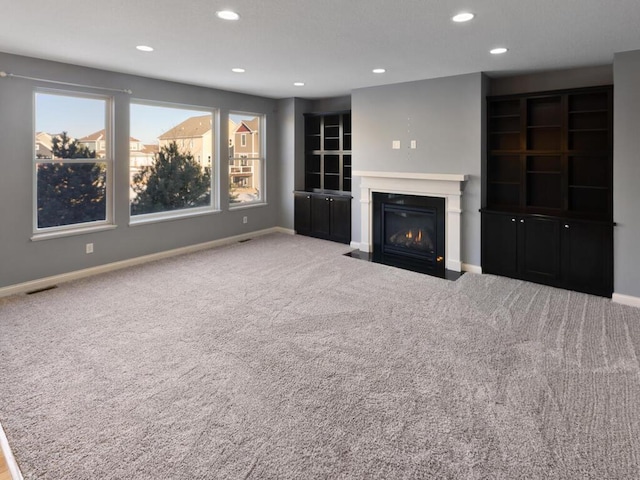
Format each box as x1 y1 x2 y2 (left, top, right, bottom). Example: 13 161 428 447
330 198 334 202
325 197 329 201
520 219 525 223
306 195 310 199
564 224 570 229
511 218 516 222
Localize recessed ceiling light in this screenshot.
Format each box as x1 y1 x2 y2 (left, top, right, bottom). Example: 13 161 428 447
216 10 240 21
372 68 386 74
294 82 305 87
136 45 154 52
490 47 508 55
452 12 474 22
231 68 246 73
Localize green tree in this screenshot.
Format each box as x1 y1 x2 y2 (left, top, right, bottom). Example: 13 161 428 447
37 132 106 228
131 141 211 215
51 131 95 159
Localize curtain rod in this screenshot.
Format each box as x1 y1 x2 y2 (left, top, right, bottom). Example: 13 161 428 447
0 70 132 94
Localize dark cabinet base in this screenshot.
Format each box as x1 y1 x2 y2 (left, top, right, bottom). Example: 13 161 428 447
294 191 351 244
482 211 613 297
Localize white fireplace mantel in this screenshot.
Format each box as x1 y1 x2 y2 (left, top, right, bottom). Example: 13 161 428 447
353 170 468 272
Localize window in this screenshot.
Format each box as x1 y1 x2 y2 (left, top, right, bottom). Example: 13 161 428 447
229 112 264 206
129 102 214 219
34 91 111 232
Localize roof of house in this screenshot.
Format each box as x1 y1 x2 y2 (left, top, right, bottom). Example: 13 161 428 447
158 115 212 140
78 129 107 141
142 144 159 154
234 118 259 134
78 130 142 143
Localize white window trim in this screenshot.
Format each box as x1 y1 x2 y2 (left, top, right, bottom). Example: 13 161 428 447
31 224 118 242
129 99 218 220
129 205 221 226
32 89 114 237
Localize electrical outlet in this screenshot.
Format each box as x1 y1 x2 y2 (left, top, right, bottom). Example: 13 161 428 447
243 216 248 224
86 243 94 254
392 140 401 149
410 140 417 149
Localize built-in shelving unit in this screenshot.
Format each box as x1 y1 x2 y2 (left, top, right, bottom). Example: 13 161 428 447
295 111 352 244
304 112 352 192
483 86 613 297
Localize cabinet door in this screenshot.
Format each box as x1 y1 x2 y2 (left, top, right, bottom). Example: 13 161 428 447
518 216 560 284
330 196 351 244
561 221 612 296
294 193 312 236
482 212 518 277
311 195 331 238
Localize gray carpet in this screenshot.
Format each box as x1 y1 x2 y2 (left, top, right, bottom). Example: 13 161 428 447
1 233 639 479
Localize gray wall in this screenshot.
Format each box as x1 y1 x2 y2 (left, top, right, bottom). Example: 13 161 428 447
276 97 311 229
489 65 613 96
0 52 282 288
351 73 485 268
613 50 640 298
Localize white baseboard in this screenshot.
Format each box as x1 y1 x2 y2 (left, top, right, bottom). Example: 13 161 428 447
0 421 23 480
612 292 640 309
349 241 361 250
0 227 293 299
462 263 482 274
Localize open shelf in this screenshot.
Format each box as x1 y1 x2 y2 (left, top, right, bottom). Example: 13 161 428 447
527 96 561 127
490 132 520 151
488 155 520 183
487 183 520 208
486 86 612 220
490 98 520 117
304 111 352 192
527 126 561 150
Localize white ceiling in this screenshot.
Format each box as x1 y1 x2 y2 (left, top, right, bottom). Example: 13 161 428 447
1 0 640 99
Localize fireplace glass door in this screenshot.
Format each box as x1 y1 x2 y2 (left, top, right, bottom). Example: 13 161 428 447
372 193 445 277
383 205 436 259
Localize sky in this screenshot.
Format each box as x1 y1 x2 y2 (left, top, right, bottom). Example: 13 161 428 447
36 92 257 145
36 93 105 139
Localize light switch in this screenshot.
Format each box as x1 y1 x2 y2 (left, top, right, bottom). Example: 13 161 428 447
410 140 417 149
392 140 401 149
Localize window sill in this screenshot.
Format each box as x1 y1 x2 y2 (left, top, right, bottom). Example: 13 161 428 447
31 224 118 242
229 202 268 211
129 207 221 226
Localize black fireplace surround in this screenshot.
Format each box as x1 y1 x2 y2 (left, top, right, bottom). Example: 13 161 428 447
372 192 445 277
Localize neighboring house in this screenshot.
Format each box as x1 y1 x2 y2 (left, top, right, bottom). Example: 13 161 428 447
34 131 55 159
232 118 260 159
229 117 260 190
78 129 156 168
35 131 53 149
158 114 213 168
35 143 53 159
77 129 108 158
129 140 157 170
228 119 237 159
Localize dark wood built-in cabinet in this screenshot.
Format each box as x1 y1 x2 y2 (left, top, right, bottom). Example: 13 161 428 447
483 86 613 297
294 111 352 244
294 191 351 244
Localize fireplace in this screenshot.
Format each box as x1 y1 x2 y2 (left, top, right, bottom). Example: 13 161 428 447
373 193 445 276
353 171 468 273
